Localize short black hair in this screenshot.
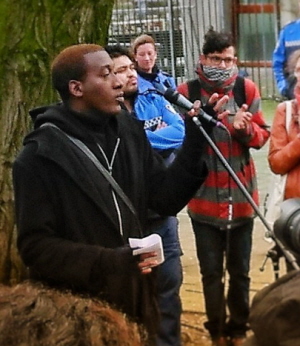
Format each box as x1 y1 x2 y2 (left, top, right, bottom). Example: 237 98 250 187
202 27 235 55
51 44 104 102
105 44 134 61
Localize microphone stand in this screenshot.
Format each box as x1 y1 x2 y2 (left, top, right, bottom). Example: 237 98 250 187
259 244 281 280
192 117 300 271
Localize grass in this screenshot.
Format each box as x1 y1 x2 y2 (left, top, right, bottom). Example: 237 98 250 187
252 99 280 199
262 99 279 124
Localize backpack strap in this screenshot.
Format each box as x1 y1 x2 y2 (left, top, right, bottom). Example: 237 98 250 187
186 76 246 107
232 76 246 107
187 79 202 103
285 100 292 130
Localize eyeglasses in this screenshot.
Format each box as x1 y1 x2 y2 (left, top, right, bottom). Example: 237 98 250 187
206 55 235 66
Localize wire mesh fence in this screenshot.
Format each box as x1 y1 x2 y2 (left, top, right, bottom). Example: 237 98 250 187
108 0 281 99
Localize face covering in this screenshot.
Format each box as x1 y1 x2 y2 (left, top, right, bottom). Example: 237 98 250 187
202 65 235 82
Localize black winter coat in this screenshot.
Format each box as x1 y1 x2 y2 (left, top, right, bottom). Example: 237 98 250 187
13 103 207 337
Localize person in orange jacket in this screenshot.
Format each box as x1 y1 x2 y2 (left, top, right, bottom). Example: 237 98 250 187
269 49 300 200
268 48 300 270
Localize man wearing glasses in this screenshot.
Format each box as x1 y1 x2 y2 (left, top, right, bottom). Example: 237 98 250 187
177 29 270 346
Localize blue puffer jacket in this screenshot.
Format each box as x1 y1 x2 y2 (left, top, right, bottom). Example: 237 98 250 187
134 74 184 153
155 69 176 90
137 65 177 91
273 19 300 98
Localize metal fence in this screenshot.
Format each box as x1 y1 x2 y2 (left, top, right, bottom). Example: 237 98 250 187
108 0 281 99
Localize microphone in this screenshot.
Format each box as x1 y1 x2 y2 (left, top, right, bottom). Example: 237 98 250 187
163 88 226 129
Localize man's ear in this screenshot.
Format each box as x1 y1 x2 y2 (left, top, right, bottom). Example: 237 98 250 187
69 80 83 97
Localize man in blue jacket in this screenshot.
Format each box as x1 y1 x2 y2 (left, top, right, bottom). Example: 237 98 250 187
106 44 184 346
273 4 300 99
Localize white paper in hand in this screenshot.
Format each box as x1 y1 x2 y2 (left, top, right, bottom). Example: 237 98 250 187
129 234 165 265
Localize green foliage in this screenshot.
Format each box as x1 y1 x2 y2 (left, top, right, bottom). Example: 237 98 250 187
0 0 115 107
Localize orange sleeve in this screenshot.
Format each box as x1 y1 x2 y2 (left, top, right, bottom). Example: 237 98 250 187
268 101 300 174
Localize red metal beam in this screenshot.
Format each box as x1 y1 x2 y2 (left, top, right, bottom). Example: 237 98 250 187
237 4 275 14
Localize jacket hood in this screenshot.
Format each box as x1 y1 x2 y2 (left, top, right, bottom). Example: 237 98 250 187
27 103 123 144
29 104 58 122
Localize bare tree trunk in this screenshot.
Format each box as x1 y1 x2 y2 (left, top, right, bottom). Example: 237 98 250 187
0 0 115 285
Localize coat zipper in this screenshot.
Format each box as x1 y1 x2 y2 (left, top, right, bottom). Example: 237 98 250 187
97 139 124 236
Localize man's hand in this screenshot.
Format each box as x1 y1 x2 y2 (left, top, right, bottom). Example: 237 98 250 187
156 121 168 130
232 104 252 130
186 100 201 117
186 94 230 119
211 94 230 119
137 252 159 274
209 93 229 113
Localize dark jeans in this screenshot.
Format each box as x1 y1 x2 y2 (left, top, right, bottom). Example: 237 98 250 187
191 219 253 339
149 216 183 346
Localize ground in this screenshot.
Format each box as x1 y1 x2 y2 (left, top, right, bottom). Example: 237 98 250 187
181 310 210 345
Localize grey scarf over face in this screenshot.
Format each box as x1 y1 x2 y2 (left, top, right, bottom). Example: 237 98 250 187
202 65 238 82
